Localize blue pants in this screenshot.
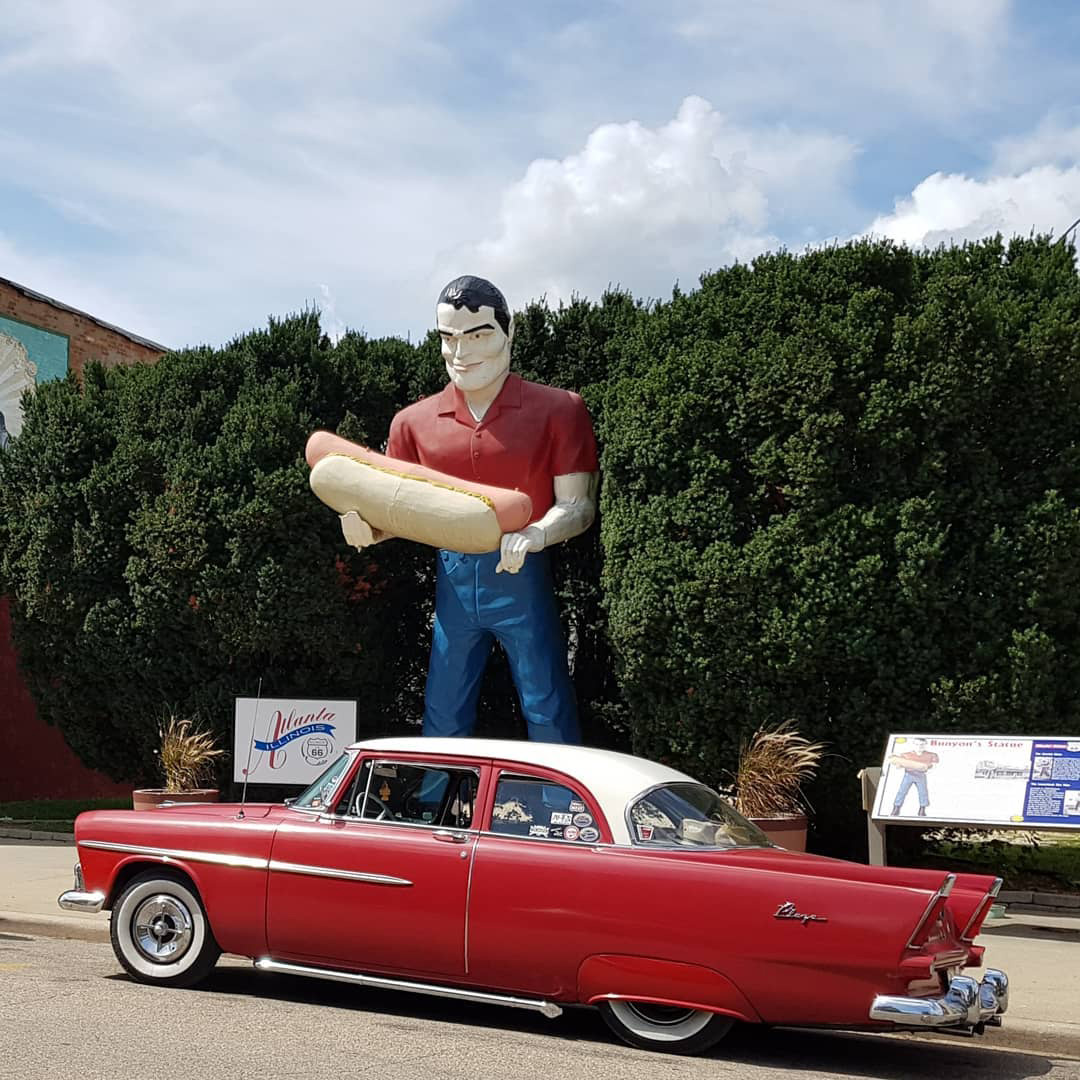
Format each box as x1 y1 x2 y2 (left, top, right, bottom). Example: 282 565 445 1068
893 770 929 810
423 549 580 743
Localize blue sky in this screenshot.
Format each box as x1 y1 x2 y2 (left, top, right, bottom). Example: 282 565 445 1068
2 1 1079 349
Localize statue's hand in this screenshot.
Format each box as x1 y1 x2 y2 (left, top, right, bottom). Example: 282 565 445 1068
340 511 384 549
495 526 545 574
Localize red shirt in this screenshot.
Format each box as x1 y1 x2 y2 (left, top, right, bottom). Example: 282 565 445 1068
387 374 598 524
899 751 939 767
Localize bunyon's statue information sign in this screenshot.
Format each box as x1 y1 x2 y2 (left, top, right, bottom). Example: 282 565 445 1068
872 733 1080 828
234 697 357 786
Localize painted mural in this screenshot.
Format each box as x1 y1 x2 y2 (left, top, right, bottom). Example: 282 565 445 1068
0 315 69 446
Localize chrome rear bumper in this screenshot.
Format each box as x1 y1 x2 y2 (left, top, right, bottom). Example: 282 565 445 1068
870 969 1008 1033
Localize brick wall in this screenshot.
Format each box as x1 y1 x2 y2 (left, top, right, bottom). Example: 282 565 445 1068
0 278 164 377
0 597 130 800
1 280 161 801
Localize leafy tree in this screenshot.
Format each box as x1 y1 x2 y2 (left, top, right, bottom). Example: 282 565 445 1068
601 237 1080 847
0 314 438 782
3 237 1079 858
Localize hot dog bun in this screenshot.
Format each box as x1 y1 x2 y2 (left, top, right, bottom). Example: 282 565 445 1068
306 431 533 553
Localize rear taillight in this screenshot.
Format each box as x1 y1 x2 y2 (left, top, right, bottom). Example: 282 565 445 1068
905 873 955 951
959 877 1003 942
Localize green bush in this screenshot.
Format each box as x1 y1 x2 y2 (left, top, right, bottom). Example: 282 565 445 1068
3 237 1079 855
600 236 1080 846
0 313 440 782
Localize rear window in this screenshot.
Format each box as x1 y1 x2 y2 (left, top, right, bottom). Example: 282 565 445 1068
628 783 769 848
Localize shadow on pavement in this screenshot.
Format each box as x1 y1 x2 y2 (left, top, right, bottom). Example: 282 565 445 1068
101 962 1066 1077
982 921 1080 942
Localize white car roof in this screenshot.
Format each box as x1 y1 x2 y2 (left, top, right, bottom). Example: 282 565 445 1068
347 736 701 845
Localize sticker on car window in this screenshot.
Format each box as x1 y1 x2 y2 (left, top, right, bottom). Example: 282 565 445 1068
493 800 532 822
550 812 572 825
636 824 655 841
572 813 592 828
563 825 580 841
528 824 550 838
579 827 599 843
568 800 586 813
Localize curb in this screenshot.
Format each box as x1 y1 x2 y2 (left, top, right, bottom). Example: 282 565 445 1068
0 910 109 943
999 889 1080 918
0 827 74 843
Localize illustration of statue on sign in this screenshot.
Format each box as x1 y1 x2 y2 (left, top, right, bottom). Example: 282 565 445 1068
307 276 598 744
888 737 940 817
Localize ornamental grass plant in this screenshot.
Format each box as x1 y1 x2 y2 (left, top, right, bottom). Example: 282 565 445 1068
158 715 223 793
733 721 826 819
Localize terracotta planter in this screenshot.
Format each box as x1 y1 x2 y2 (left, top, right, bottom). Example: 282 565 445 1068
748 814 808 851
132 788 220 811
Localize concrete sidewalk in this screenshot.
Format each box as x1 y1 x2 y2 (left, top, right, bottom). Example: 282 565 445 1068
2 836 1078 1059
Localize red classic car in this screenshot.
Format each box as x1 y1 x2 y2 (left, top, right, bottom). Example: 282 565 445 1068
60 737 1008 1055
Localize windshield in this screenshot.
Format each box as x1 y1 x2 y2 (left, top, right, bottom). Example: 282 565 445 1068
289 751 354 812
628 783 770 848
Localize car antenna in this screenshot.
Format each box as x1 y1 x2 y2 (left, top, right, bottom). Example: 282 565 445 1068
236 676 263 820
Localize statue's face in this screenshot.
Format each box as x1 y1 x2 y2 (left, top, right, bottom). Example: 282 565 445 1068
437 302 511 393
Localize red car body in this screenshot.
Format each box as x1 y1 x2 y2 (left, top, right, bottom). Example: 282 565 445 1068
60 737 1008 1055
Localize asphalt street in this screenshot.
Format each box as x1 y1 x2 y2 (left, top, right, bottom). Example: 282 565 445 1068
1 933 1077 1080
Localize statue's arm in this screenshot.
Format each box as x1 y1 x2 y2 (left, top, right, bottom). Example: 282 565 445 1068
533 471 598 546
496 471 598 573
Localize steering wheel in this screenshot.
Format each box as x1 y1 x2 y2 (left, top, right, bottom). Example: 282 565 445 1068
359 793 390 821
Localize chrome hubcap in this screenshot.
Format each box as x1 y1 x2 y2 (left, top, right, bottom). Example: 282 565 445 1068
132 894 194 963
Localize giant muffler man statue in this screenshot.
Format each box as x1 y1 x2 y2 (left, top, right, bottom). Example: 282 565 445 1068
341 276 598 743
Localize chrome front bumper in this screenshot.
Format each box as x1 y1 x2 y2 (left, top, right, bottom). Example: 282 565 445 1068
870 969 1009 1033
57 863 105 914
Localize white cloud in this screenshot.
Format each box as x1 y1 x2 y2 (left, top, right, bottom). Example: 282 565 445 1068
864 119 1080 250
667 0 1011 124
0 231 163 345
0 0 502 345
0 0 1075 348
439 96 857 310
992 113 1080 175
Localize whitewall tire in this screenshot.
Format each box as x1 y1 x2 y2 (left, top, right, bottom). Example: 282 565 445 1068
110 871 220 988
600 999 735 1054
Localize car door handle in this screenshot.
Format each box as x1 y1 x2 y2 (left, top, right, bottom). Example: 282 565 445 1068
433 830 470 844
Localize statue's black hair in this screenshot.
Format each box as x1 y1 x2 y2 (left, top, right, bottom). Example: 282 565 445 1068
437 276 511 335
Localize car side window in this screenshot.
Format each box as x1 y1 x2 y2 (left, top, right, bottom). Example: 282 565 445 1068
348 761 478 828
490 774 599 842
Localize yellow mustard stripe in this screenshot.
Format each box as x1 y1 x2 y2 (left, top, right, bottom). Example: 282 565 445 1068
332 454 497 512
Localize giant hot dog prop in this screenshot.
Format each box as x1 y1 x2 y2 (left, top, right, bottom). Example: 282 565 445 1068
306 431 532 554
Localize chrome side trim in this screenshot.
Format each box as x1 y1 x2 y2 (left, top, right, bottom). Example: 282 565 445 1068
58 889 106 913
81 840 414 887
870 968 1008 1030
267 860 412 887
904 873 956 950
254 957 562 1019
959 877 1003 941
80 839 267 870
